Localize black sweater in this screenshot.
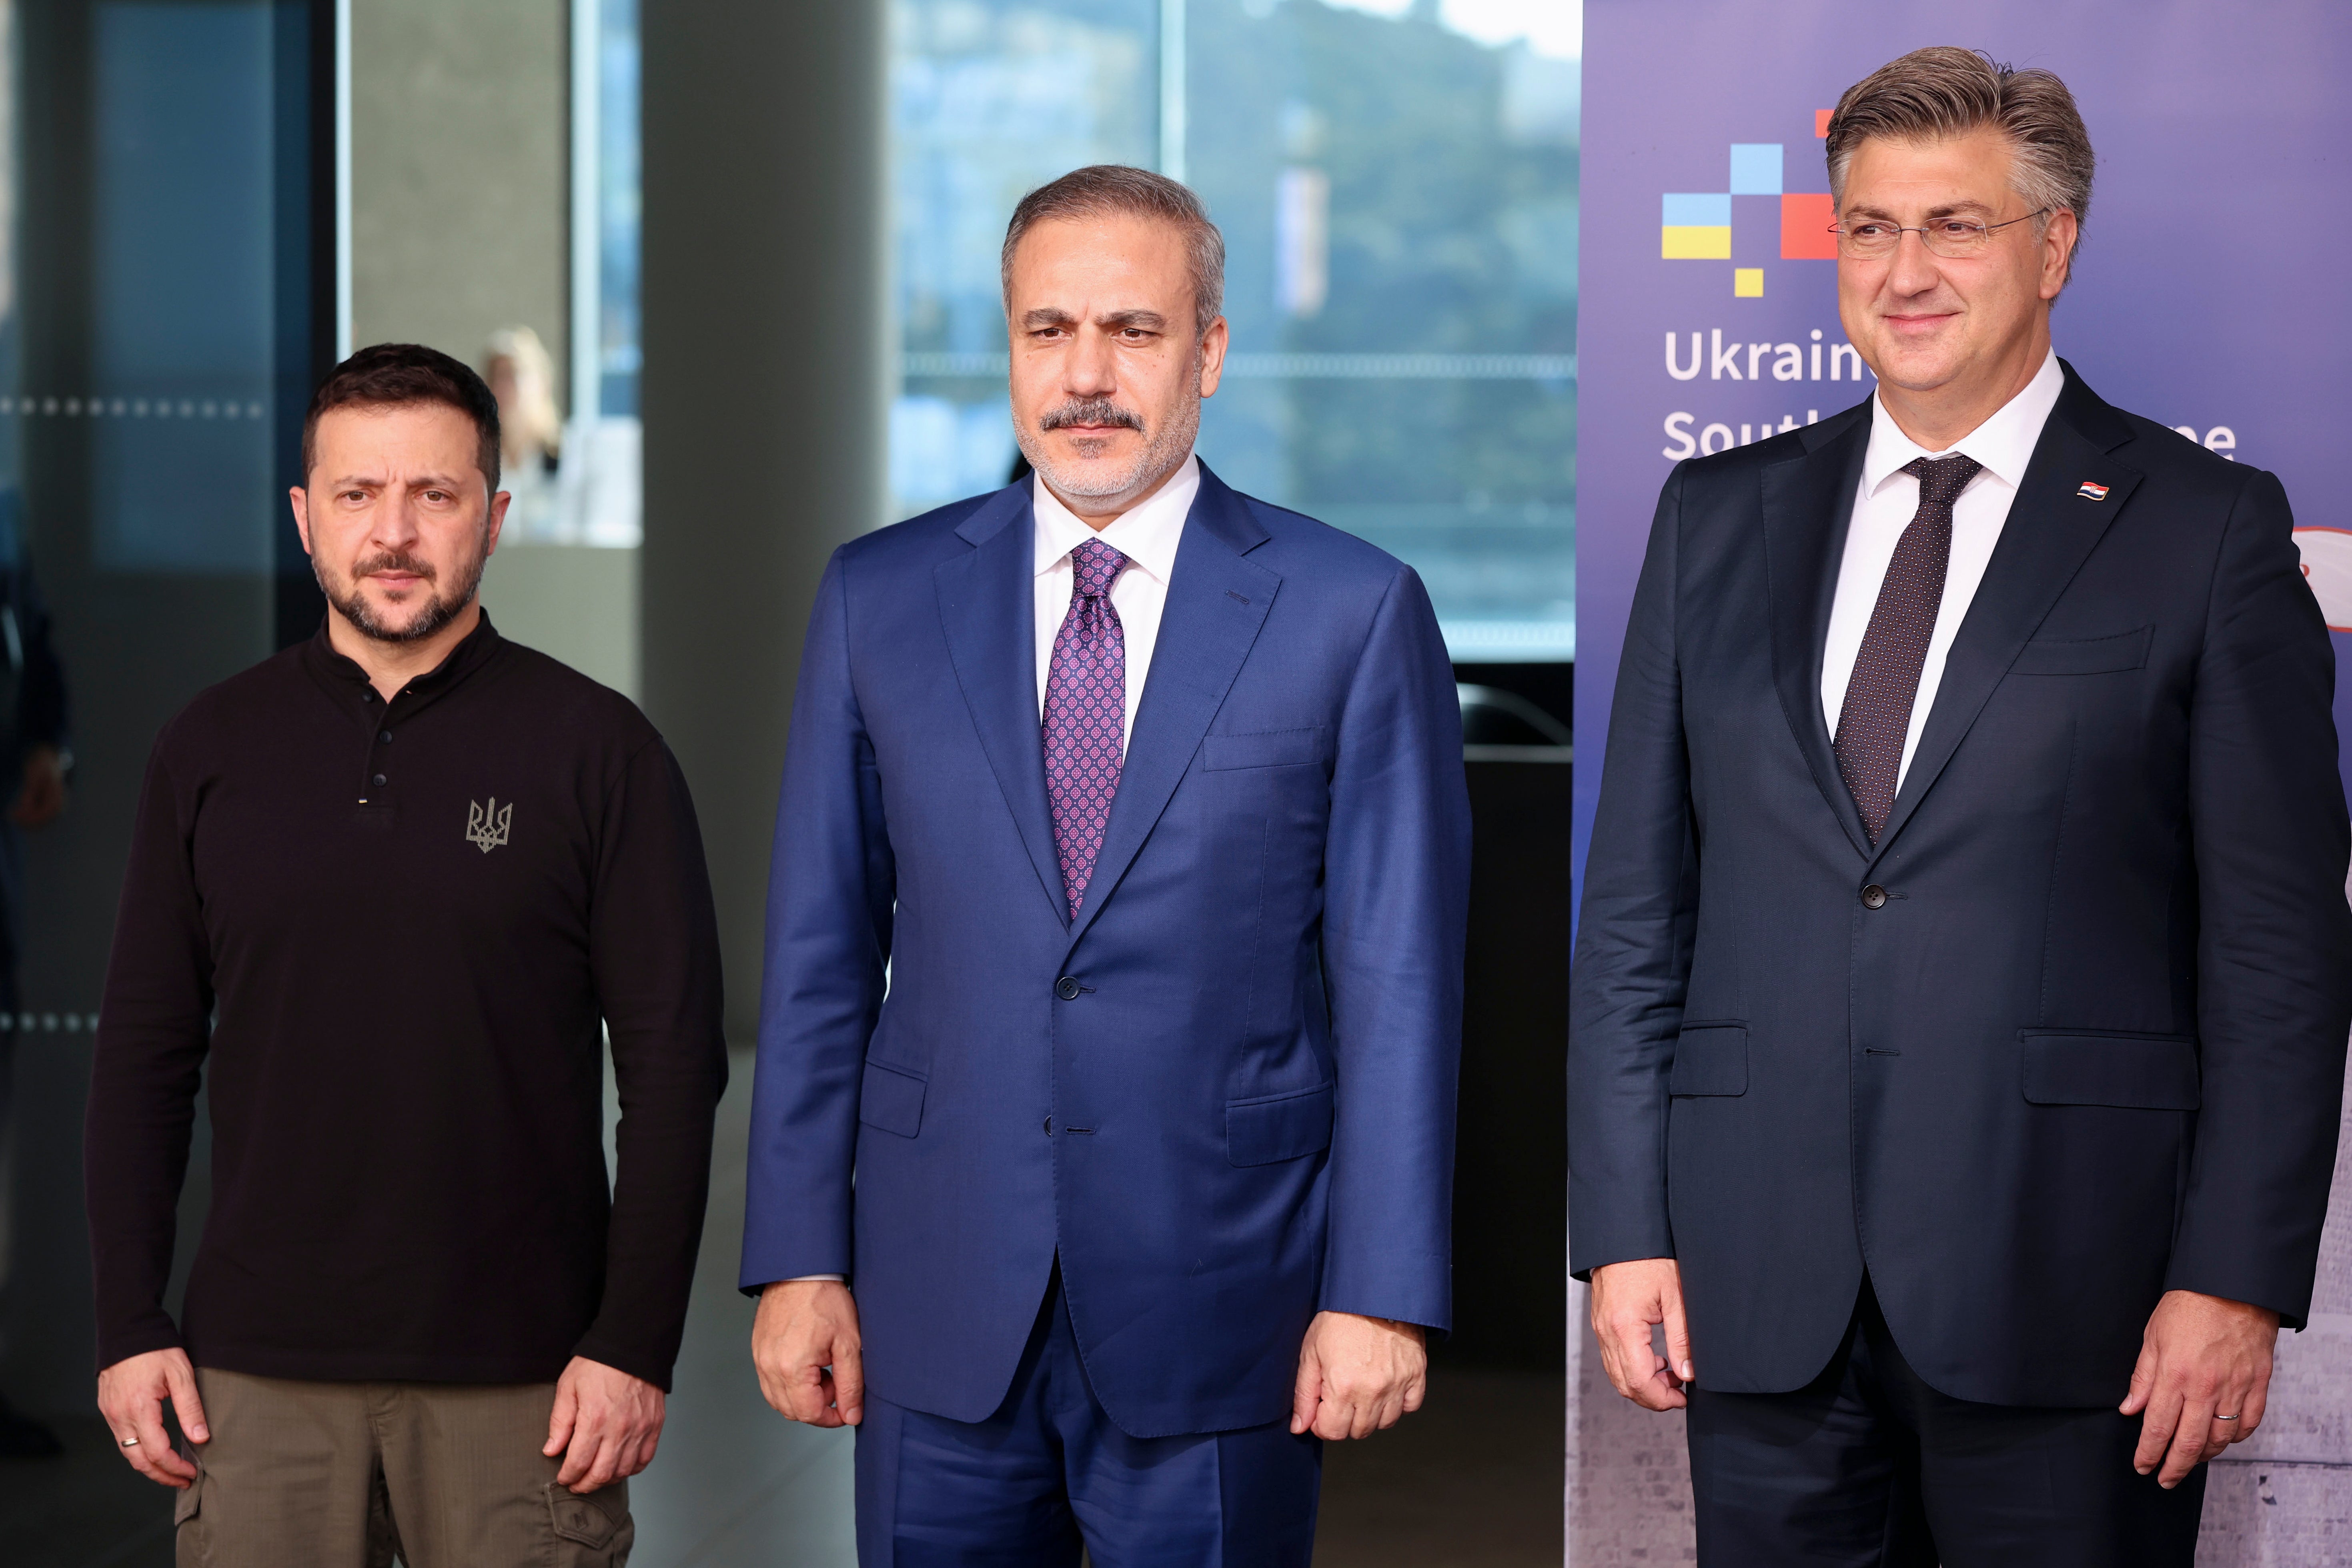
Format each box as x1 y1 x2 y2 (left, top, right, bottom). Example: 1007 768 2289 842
85 616 727 1389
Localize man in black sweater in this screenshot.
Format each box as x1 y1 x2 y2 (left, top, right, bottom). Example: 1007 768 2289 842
85 344 727 1566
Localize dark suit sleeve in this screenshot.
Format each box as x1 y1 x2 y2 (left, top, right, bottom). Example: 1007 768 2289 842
1316 565 1471 1332
84 738 210 1369
739 551 896 1290
1567 464 1699 1280
2166 467 2352 1326
574 737 729 1389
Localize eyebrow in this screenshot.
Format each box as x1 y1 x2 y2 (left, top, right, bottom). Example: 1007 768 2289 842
1844 198 2001 221
1019 307 1170 332
323 473 470 491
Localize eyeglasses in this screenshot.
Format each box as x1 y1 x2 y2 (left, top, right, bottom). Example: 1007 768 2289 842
1829 208 2052 260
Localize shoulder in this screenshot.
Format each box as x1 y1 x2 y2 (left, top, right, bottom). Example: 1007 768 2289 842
2102 404 2269 502
153 642 312 760
1225 489 1425 601
834 487 1019 577
1677 397 1873 494
481 638 665 753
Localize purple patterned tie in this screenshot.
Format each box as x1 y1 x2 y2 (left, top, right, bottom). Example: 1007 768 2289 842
1044 538 1128 918
1833 453 1982 844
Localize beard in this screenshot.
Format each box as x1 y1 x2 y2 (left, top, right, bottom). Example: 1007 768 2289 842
1018 384 1202 502
315 539 488 644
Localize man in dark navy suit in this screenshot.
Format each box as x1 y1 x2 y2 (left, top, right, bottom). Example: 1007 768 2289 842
741 165 1471 1562
1571 48 2352 1565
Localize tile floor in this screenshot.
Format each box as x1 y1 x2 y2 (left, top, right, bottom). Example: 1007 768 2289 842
0 1053 1561 1566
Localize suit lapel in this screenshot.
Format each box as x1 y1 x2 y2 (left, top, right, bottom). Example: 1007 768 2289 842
1763 406 1874 860
1067 464 1279 948
1869 366 2142 861
936 483 1068 926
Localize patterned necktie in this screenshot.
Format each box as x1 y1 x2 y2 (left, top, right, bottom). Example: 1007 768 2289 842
1043 537 1129 918
1833 453 1983 845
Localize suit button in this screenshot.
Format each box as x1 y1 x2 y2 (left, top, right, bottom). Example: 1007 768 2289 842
1055 976 1081 1000
1861 884 1888 910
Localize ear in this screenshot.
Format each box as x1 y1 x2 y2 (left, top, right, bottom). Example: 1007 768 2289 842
288 485 316 556
1197 315 1230 399
484 488 511 559
2039 209 2080 300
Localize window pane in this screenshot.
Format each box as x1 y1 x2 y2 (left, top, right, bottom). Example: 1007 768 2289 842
886 0 1579 660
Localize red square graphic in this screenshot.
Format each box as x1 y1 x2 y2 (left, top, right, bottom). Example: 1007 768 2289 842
1781 192 1839 259
1815 108 1833 138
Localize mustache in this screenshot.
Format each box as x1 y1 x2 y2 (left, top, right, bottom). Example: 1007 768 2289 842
353 550 437 582
1040 398 1144 434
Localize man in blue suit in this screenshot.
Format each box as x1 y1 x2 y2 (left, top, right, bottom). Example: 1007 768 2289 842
1572 50 2352 1564
741 164 1471 1562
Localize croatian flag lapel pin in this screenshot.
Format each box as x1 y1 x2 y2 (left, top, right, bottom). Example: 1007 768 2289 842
2076 481 2110 501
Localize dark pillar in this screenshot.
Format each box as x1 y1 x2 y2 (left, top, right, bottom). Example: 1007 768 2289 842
639 1 888 1039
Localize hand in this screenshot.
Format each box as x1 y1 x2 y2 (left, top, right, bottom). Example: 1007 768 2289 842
751 1279 864 1428
1290 1311 1427 1440
96 1347 207 1488
1589 1257 1692 1411
11 745 64 828
2120 1288 2279 1488
543 1357 665 1494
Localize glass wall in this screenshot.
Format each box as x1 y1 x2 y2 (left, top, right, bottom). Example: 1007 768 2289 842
889 0 1579 659
4 0 328 1439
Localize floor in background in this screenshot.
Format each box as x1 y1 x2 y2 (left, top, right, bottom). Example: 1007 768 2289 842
0 1052 1562 1564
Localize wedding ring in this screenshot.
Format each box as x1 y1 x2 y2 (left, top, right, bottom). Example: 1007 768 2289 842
120 1436 140 1447
2215 1414 2241 1422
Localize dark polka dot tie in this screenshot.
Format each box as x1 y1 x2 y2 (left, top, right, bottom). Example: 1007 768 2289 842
1044 537 1129 918
1833 453 1982 845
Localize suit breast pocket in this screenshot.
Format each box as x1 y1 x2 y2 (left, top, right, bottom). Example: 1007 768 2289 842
2010 625 2152 676
1200 727 1329 771
1668 1023 1748 1097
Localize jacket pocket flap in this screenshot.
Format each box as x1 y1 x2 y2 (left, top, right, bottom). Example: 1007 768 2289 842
2011 625 2152 676
2021 1032 2199 1109
859 1059 927 1137
1668 1023 1748 1097
1201 727 1328 771
1226 1082 1335 1165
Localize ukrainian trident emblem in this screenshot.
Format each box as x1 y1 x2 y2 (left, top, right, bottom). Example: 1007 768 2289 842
465 798 512 854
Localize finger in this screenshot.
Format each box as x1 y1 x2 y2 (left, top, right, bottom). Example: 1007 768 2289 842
573 1430 624 1494
1313 1393 1352 1442
2160 1396 2214 1488
545 1380 579 1458
1291 1345 1322 1436
1663 1292 1695 1385
132 1390 194 1486
2133 1380 2181 1474
162 1359 210 1446
1607 1317 1655 1402
2234 1374 2270 1442
557 1404 604 1488
834 1342 866 1427
1401 1371 1427 1416
2119 1344 2157 1416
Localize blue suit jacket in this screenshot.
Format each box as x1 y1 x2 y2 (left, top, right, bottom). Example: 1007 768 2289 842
1570 364 2352 1406
742 463 1471 1437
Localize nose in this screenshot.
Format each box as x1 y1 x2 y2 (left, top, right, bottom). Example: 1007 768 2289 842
1886 226 1943 298
1065 326 1118 398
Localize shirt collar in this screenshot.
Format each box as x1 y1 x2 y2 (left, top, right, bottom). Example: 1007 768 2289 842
305 607 504 697
1032 453 1198 587
1863 346 2064 495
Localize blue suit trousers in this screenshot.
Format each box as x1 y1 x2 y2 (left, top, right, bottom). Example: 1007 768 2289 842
854 1270 1322 1566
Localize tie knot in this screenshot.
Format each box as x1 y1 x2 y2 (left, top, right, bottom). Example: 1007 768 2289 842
1903 453 1983 507
1070 538 1128 599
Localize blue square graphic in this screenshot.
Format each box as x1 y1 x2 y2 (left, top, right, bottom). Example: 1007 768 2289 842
1729 143 1783 195
1662 192 1732 226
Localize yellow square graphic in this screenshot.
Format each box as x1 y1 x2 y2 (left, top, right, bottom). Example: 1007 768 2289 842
1733 268 1765 297
1662 225 1733 260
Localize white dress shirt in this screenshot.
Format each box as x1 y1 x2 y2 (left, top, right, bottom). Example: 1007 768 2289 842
1032 454 1198 752
1820 349 2064 789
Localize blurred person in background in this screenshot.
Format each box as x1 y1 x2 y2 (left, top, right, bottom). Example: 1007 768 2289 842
0 501 68 1458
743 165 1471 1564
484 325 563 539
85 343 726 1565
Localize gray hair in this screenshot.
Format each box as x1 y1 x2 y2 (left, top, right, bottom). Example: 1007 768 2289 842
1000 164 1226 338
1826 47 2094 281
